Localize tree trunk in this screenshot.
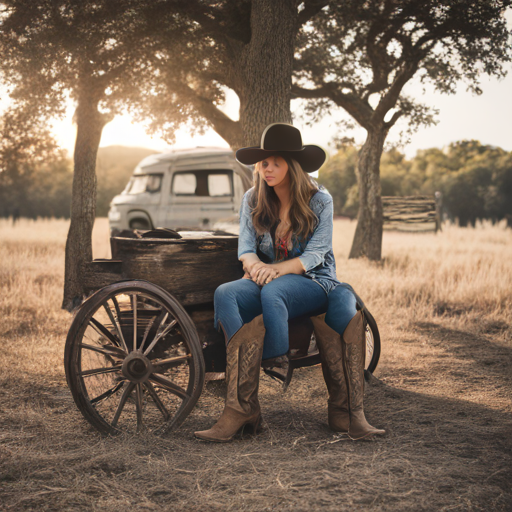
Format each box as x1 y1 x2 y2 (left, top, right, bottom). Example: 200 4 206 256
349 127 386 261
236 0 297 147
61 94 108 311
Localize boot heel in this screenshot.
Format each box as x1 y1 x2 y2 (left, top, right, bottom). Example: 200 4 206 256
242 414 262 435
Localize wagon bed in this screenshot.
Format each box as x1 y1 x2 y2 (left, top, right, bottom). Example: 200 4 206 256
84 231 243 306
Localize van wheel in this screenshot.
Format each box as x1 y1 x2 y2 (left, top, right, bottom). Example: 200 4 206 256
130 219 151 230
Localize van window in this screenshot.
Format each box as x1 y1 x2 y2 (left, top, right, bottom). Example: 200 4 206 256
146 174 162 192
172 171 233 197
173 173 197 195
126 174 162 194
208 174 231 196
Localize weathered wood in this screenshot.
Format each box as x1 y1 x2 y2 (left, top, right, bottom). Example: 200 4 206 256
84 233 243 306
83 260 123 292
382 195 438 231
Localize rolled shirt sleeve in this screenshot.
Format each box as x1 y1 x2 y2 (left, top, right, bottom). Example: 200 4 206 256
238 189 258 259
299 194 334 272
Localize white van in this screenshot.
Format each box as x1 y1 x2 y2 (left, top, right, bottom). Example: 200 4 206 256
108 147 253 234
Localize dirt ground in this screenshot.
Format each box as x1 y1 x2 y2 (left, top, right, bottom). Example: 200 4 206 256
1 218 511 511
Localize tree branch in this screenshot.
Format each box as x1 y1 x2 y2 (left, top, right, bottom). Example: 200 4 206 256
292 82 373 129
383 109 403 130
374 52 424 122
174 81 241 147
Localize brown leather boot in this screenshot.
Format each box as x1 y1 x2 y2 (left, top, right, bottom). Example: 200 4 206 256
311 315 350 433
342 311 385 440
194 315 265 442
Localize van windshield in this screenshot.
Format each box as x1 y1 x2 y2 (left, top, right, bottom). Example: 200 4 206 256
125 174 162 194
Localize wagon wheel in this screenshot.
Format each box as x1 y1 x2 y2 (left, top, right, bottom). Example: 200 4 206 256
64 280 205 435
364 309 381 378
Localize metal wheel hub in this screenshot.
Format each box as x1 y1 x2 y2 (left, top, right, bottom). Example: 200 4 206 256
121 352 153 383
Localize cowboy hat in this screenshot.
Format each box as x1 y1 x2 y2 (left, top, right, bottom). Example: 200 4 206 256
235 123 326 173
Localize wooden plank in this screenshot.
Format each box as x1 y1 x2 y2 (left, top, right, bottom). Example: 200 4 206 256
83 260 123 293
84 234 243 305
382 195 438 232
110 235 243 306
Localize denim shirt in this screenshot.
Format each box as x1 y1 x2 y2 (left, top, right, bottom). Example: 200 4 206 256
238 187 341 294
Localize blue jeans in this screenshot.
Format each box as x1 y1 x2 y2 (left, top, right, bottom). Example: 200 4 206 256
324 284 358 338
214 276 358 360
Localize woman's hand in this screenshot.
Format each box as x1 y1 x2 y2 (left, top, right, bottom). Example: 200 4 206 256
251 263 280 286
240 253 261 276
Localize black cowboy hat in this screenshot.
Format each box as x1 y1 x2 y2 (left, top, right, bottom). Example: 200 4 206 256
235 123 327 173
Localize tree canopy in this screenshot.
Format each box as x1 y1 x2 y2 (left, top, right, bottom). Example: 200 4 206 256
0 105 72 220
293 0 511 259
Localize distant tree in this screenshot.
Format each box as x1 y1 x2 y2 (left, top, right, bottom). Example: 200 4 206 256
441 141 511 226
317 145 358 217
293 0 512 259
488 153 512 226
324 140 512 227
380 149 413 196
0 105 70 219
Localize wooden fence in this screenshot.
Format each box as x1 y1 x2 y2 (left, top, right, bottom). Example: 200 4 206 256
382 194 442 232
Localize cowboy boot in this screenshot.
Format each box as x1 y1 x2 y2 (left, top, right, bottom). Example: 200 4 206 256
341 311 385 440
311 315 350 433
194 315 265 442
261 353 293 392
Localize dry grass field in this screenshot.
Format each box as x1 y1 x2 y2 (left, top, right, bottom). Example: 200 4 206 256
1 217 511 511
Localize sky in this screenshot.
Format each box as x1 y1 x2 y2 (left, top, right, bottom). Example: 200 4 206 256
45 9 512 160
50 69 512 161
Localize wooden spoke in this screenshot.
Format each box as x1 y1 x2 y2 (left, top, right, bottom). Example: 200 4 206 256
90 381 125 405
135 383 144 432
138 310 166 354
149 374 190 401
143 318 177 356
79 342 126 359
112 296 130 350
143 381 170 421
80 364 122 377
90 317 122 349
132 294 138 352
111 382 136 427
152 354 191 372
102 302 129 353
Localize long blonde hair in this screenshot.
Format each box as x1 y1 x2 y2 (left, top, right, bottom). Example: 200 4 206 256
250 157 318 240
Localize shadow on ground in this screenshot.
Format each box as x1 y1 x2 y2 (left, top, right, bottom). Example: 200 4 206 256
1 319 511 511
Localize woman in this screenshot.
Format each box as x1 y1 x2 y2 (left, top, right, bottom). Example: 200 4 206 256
194 123 385 442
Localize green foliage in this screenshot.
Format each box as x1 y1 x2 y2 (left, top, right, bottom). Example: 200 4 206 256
0 106 73 219
321 140 512 226
317 146 358 217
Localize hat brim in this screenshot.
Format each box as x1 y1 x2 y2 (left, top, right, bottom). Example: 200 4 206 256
236 145 326 173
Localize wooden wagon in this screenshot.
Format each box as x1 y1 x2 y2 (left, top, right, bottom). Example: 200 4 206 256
64 229 381 435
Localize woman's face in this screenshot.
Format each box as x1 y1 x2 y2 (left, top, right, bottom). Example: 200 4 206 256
259 155 290 188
